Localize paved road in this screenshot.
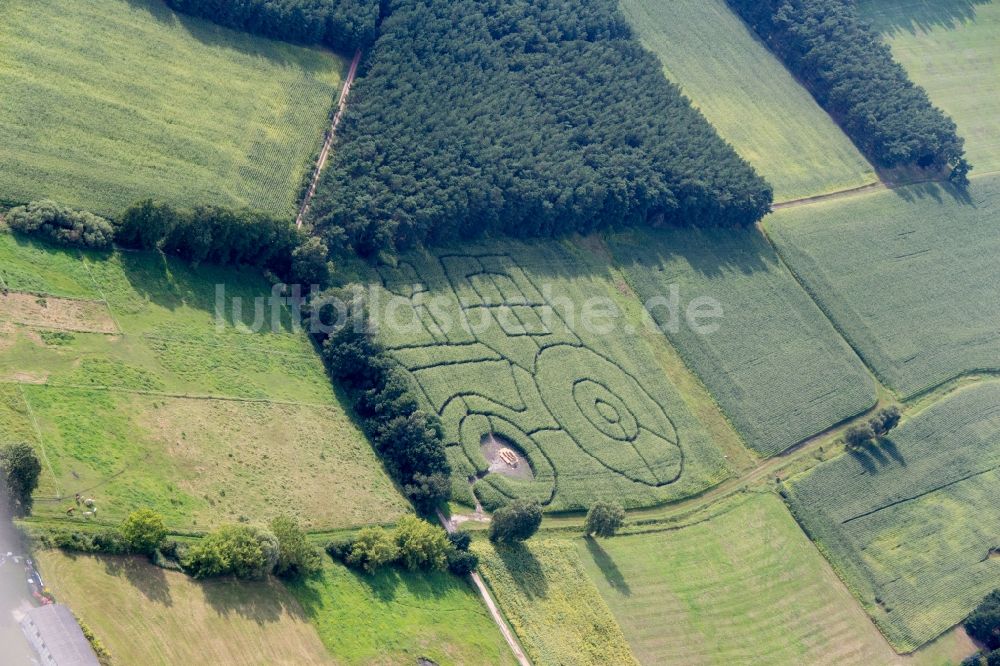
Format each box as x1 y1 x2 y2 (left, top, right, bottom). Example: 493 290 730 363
0 495 39 665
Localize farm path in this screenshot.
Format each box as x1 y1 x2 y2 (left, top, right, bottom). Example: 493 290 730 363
295 48 363 229
437 510 532 666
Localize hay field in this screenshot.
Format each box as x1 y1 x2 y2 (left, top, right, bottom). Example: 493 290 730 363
0 0 344 215
621 0 876 201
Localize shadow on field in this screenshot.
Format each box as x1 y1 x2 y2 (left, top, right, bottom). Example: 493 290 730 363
583 537 630 597
495 542 548 599
849 437 907 474
863 0 990 37
121 0 344 70
100 554 173 606
201 576 302 624
891 180 974 206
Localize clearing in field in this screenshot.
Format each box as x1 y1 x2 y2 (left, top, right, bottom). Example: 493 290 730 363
0 0 344 215
861 0 1000 174
472 537 637 665
577 493 901 665
0 233 409 530
765 175 1000 398
287 559 516 665
784 381 1000 651
37 550 331 665
620 0 876 201
608 227 876 456
372 238 741 511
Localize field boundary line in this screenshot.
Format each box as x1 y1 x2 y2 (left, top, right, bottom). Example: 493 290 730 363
78 252 124 335
17 383 62 499
437 510 532 666
296 48 363 228
0 380 334 409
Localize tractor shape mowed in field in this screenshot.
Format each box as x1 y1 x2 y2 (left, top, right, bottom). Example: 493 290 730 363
375 246 725 510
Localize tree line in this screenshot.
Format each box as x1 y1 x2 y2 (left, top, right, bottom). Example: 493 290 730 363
309 0 773 257
725 0 969 182
163 0 379 52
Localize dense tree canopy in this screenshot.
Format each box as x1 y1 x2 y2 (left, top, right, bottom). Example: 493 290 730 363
0 442 42 516
6 200 115 249
489 500 542 543
726 0 968 178
310 0 772 256
164 0 379 52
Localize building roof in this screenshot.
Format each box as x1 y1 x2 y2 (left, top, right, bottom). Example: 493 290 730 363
20 604 99 666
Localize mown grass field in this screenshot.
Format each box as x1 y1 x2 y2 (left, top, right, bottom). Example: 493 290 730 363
0 0 344 215
608 227 876 456
577 493 902 665
766 175 1000 398
287 559 516 665
371 238 745 512
38 550 333 665
620 0 876 201
861 0 1000 174
473 537 637 665
0 232 409 530
784 382 1000 651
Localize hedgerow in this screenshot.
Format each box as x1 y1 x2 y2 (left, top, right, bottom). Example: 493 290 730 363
163 0 379 52
726 0 969 180
6 200 115 249
311 0 772 256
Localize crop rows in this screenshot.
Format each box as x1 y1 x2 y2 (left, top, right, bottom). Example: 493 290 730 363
785 382 1000 651
610 226 876 456
767 175 1000 398
374 240 732 511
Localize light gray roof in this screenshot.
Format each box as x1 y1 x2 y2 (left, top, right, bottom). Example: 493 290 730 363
20 604 99 666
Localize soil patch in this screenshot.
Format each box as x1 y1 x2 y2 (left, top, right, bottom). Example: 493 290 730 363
481 433 534 481
0 292 115 333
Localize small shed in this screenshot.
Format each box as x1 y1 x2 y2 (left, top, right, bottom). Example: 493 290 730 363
20 603 99 666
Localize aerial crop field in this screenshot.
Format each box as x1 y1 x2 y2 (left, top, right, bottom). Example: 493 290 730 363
372 238 742 511
0 233 409 530
620 0 876 201
0 0 344 215
38 550 332 665
766 175 1000 398
577 494 901 665
861 0 1000 174
608 227 876 456
784 382 1000 651
472 538 637 665
287 559 516 665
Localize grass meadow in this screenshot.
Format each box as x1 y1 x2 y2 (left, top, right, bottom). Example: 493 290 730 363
370 238 748 512
0 232 409 531
0 0 344 215
608 227 876 456
620 0 876 201
287 559 516 665
766 175 1000 398
38 550 332 665
577 494 902 665
861 0 1000 174
472 538 637 665
785 382 1000 651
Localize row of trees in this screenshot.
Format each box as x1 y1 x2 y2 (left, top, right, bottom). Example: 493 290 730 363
726 0 969 182
310 0 773 256
328 515 476 575
316 289 451 510
164 0 379 52
963 589 1000 666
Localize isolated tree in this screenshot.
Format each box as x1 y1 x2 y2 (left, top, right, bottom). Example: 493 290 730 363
392 515 449 571
346 527 399 573
489 500 542 543
0 442 41 516
270 516 321 579
447 531 472 552
870 406 901 438
844 423 874 449
447 549 479 576
585 501 625 538
119 509 167 555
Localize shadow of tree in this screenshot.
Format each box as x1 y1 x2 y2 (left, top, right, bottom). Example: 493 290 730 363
102 554 173 606
583 536 630 597
494 542 548 600
862 0 990 37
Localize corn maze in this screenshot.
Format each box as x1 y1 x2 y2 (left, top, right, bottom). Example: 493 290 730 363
374 242 732 510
